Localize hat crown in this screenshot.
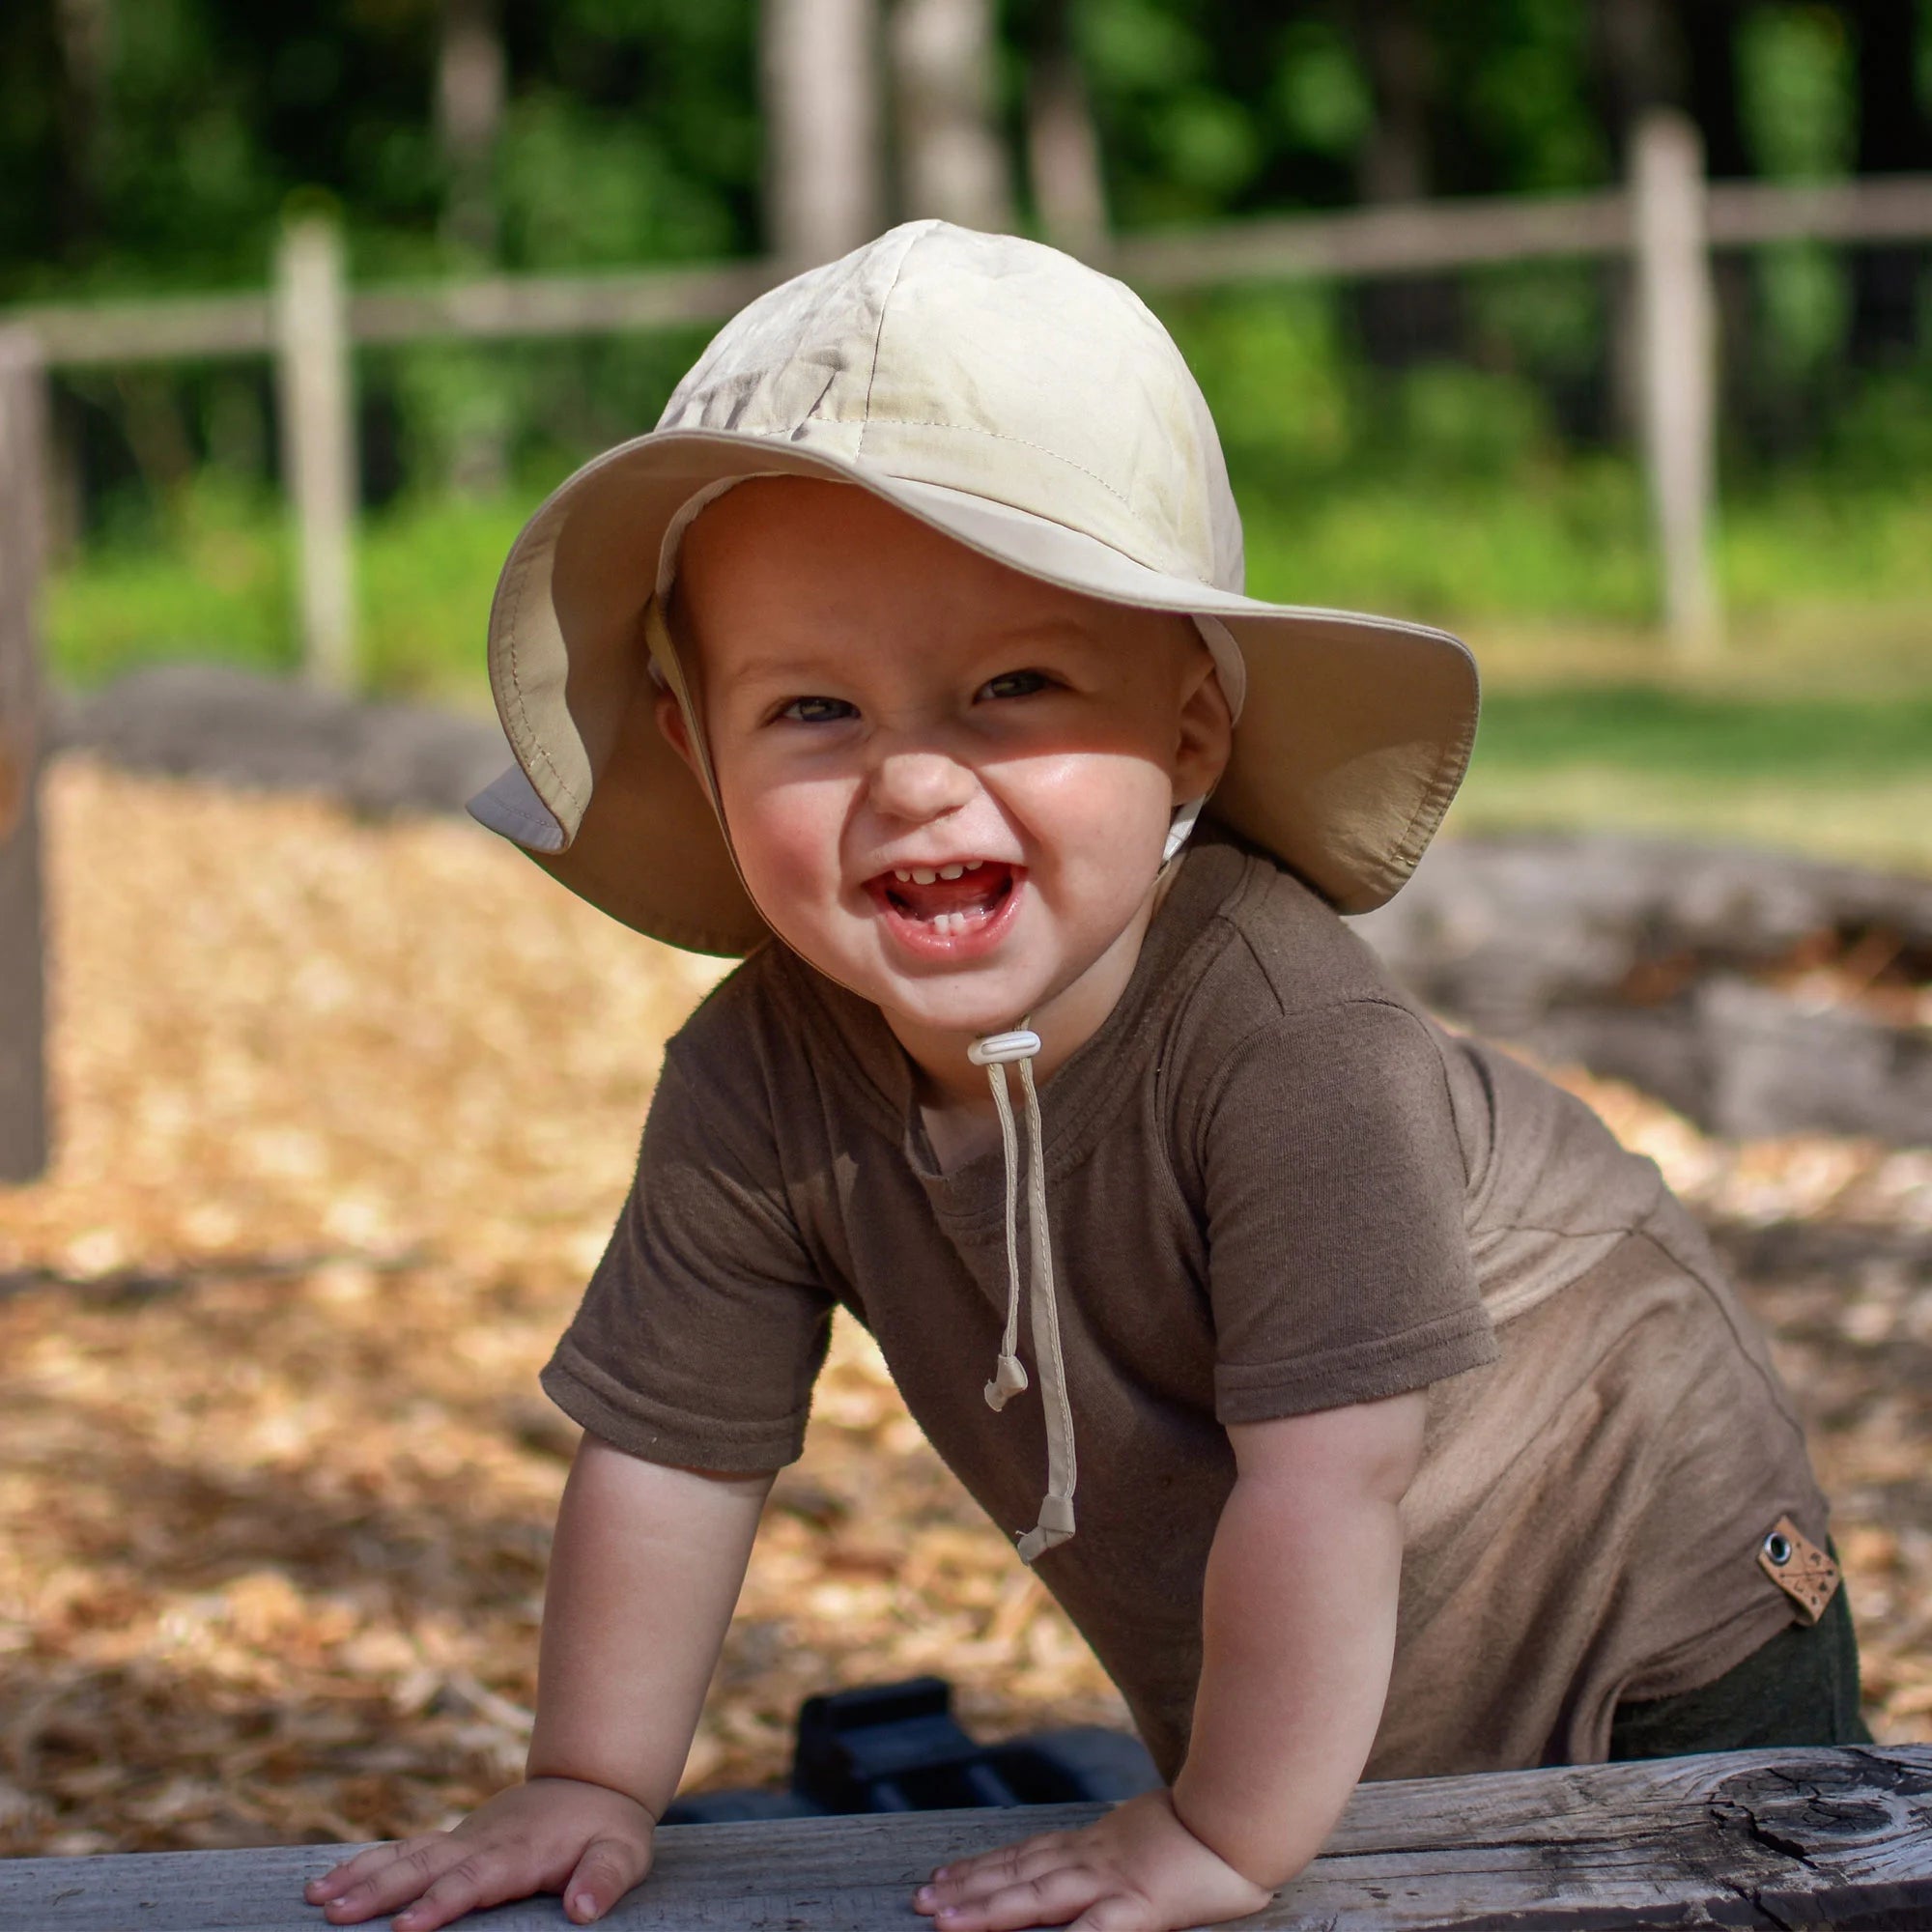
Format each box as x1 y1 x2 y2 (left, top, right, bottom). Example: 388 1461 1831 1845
656 221 1245 592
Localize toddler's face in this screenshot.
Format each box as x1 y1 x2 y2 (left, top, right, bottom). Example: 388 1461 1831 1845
663 479 1229 1054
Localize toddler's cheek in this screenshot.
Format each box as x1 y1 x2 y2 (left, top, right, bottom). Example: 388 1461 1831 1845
729 791 847 913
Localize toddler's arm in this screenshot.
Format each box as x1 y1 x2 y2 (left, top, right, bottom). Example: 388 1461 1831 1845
306 1432 772 1930
916 1389 1426 1932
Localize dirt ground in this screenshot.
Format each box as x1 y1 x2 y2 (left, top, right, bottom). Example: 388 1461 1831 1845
2 761 1929 1858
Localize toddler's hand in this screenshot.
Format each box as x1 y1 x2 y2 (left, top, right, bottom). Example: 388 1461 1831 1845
913 1788 1273 1932
302 1776 654 1930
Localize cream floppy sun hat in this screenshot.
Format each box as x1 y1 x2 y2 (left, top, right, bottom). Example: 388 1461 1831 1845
468 218 1480 1566
469 216 1478 958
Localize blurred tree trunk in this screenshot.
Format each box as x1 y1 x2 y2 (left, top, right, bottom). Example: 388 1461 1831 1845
53 0 111 258
888 0 1013 232
1847 0 1930 369
1351 0 1457 368
52 0 112 542
438 0 504 260
763 0 884 264
1680 0 1755 451
1594 0 1676 140
1024 0 1106 255
436 0 507 494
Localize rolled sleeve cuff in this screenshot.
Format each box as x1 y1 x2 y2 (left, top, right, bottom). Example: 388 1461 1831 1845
1213 1306 1499 1426
540 1347 809 1473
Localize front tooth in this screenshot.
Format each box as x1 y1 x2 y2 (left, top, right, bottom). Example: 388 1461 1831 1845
939 864 964 880
894 868 913 882
964 859 983 871
912 867 937 885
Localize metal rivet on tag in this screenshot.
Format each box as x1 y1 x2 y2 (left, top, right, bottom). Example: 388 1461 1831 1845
1756 1516 1840 1626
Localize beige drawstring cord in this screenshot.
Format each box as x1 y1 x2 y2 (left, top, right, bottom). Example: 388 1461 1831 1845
963 806 1205 1566
967 1026 1077 1564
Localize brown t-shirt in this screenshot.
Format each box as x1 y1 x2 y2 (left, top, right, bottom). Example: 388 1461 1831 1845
543 831 1830 1778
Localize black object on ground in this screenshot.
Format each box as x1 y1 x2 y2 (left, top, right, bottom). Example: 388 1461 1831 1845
660 1676 1162 1825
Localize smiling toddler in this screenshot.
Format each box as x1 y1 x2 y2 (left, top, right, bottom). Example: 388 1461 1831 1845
308 222 1861 1932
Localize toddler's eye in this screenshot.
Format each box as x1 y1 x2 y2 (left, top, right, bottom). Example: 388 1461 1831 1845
780 696 858 724
978 669 1051 701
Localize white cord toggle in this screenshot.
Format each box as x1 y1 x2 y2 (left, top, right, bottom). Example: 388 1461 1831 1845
969 1030 1042 1066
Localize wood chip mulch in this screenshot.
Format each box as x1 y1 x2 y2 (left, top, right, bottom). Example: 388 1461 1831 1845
2 761 1928 1858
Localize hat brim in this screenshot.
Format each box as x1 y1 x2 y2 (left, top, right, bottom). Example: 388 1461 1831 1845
469 429 1479 953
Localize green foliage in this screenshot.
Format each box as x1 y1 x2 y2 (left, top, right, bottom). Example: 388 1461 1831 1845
1738 5 1859 181
1441 0 1606 193
1268 19 1371 161
497 93 741 270
46 475 294 685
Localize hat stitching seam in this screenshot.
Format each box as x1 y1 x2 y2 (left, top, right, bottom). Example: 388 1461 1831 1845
498 533 587 818
860 415 1140 518
1378 703 1478 891
856 226 926 457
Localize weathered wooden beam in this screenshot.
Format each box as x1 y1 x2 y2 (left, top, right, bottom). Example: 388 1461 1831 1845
1706 173 1932 249
1108 186 1634 287
6 292 274 367
2 1746 1928 1930
0 327 49 1184
349 262 784 348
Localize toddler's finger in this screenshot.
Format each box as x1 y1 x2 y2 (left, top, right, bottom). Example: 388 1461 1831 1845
304 1840 414 1903
921 1843 1079 1912
931 1866 1103 1932
389 1848 549 1932
925 1833 1068 1893
319 1841 471 1925
562 1832 654 1923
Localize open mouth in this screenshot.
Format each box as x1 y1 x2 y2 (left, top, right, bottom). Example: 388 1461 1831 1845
867 859 1020 949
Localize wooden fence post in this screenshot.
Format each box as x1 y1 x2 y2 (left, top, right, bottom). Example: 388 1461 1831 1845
0 327 50 1183
274 213 358 690
1632 108 1721 657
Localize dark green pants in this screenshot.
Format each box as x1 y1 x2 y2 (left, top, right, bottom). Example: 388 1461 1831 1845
1607 1574 1872 1760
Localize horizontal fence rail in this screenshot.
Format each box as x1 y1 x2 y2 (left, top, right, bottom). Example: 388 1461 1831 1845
12 173 1932 368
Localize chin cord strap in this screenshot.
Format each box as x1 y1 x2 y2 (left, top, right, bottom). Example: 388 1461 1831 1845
968 1025 1076 1565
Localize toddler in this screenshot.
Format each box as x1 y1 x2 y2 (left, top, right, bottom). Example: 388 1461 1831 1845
307 221 1861 1932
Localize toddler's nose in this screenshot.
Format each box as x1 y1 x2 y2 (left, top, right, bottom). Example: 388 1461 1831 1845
869 747 977 823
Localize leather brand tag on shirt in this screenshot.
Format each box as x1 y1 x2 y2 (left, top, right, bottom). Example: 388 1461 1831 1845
1757 1515 1840 1626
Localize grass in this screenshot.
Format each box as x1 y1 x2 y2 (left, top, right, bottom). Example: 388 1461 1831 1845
1456 685 1932 872
43 468 1932 872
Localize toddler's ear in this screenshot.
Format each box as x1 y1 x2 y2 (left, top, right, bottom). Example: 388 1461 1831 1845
656 689 701 780
1173 648 1235 805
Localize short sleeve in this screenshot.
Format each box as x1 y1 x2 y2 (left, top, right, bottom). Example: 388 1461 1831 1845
540 1041 836 1472
1199 998 1498 1424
